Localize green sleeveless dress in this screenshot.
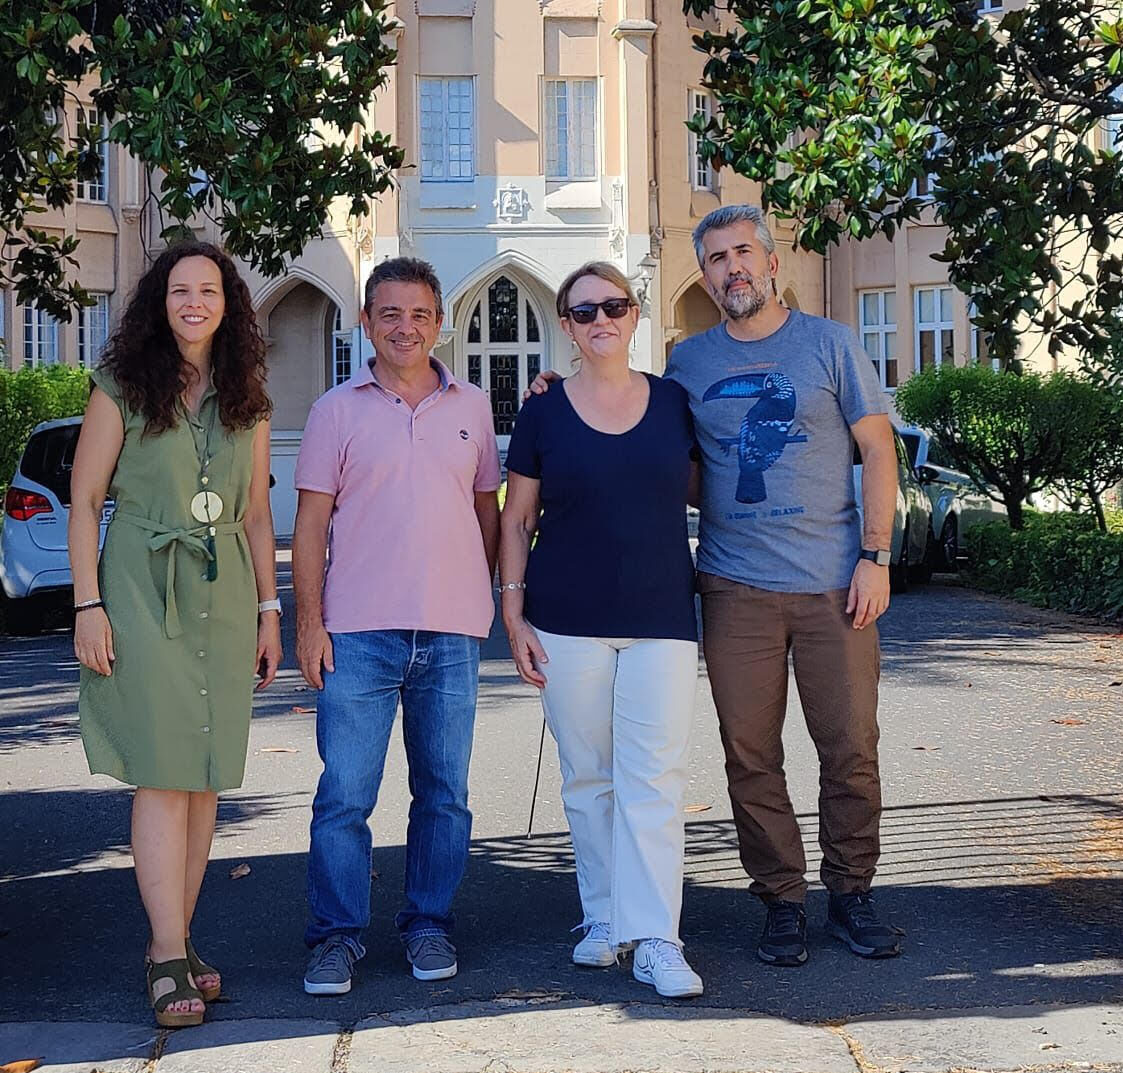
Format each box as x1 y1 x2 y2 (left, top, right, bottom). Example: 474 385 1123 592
79 369 261 791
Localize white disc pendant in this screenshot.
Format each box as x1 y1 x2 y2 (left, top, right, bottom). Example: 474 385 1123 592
190 490 225 523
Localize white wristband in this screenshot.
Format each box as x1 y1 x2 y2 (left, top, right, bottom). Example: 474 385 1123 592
258 598 282 617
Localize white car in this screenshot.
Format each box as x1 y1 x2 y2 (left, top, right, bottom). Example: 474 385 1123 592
897 427 1007 570
854 429 935 593
0 417 113 633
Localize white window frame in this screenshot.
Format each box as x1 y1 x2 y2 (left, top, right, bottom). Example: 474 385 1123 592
914 286 955 372
689 89 715 191
419 76 475 182
75 107 109 202
911 127 944 201
1106 86 1122 152
544 78 598 181
968 299 1000 371
23 305 60 367
976 0 1003 11
330 306 353 387
78 293 110 368
858 289 898 390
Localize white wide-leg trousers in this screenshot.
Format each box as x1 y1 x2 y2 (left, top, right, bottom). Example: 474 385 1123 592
534 629 698 947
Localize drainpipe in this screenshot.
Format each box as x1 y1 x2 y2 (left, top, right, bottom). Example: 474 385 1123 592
823 245 832 321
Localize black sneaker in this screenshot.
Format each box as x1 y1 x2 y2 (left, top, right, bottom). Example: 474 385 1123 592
756 899 808 966
827 891 901 958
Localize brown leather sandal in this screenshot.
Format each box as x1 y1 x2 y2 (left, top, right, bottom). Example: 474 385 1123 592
147 957 204 1028
186 938 221 1002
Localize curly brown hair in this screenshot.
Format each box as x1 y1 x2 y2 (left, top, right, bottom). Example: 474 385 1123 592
99 241 272 433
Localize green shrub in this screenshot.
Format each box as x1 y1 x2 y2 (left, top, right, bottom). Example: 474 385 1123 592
0 365 91 490
965 512 1123 621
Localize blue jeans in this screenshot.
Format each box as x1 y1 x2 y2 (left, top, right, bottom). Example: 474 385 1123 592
305 629 480 957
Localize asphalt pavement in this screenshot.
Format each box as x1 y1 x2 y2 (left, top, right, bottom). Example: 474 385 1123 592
1 564 1121 1071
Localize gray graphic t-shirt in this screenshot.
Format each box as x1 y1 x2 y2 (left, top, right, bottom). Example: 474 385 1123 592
665 311 888 593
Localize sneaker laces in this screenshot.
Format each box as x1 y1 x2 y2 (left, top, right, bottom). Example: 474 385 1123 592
409 933 455 960
766 901 803 936
837 892 879 930
314 939 353 975
644 939 690 969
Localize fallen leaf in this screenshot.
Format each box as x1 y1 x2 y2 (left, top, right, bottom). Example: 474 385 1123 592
1051 718 1086 726
229 863 251 879
912 745 941 751
1 1061 43 1073
1039 1042 1061 1051
290 706 315 714
684 803 712 814
1109 681 1122 687
260 746 297 753
966 682 973 688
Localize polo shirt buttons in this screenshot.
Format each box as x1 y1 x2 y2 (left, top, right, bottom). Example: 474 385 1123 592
201 726 210 733
395 397 402 404
200 688 208 696
197 650 206 658
199 611 209 619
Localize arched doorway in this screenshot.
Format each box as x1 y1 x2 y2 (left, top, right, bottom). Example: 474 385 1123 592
463 275 546 437
667 280 721 361
265 281 334 431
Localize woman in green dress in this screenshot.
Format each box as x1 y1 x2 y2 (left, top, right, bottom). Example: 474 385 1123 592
68 242 281 1028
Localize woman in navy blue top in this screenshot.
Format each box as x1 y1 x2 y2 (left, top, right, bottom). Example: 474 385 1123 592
500 262 703 999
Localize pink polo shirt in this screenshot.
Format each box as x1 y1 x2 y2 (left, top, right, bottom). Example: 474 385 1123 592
294 359 501 638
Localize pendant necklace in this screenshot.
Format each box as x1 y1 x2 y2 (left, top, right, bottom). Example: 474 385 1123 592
187 385 223 582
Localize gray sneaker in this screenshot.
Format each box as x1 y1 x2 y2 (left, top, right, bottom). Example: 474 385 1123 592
304 937 356 995
405 932 458 981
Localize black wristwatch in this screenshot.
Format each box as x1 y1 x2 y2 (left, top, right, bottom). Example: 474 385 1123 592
859 548 892 567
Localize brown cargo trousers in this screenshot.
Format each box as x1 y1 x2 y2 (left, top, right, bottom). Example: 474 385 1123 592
698 571 882 904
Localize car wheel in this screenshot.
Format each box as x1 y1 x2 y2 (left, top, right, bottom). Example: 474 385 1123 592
889 525 909 594
0 591 45 636
909 526 937 585
940 516 959 572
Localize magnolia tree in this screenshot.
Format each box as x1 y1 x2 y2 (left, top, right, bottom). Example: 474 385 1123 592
683 0 1123 372
2 0 403 320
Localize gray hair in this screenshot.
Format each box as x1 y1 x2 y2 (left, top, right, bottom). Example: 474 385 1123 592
364 256 443 318
692 205 776 266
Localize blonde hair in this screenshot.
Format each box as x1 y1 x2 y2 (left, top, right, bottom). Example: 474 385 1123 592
556 261 639 319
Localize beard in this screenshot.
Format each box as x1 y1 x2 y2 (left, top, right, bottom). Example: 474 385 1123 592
720 271 772 320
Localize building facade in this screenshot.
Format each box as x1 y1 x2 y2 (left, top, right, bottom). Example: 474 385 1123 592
3 0 1108 534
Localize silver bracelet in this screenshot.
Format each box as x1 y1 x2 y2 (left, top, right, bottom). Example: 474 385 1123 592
499 581 527 593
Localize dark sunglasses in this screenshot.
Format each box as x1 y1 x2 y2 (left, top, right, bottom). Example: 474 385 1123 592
565 298 634 324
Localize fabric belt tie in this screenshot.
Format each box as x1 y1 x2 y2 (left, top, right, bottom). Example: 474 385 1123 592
115 512 244 639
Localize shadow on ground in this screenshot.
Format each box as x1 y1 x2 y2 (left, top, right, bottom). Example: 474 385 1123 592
2 789 1120 1040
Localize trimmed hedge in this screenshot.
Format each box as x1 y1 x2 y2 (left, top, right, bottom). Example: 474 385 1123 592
0 365 91 491
965 511 1123 622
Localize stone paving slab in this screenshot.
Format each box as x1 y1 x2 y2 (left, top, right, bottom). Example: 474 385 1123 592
0 1021 156 1073
843 1002 1123 1072
348 1000 858 1073
157 1018 341 1073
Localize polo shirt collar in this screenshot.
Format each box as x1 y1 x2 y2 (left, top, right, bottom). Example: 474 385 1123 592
350 358 456 392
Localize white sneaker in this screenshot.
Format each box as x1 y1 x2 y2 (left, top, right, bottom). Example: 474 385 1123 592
632 938 704 998
572 921 615 968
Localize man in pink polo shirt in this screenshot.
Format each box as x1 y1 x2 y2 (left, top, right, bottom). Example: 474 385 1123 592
292 257 500 995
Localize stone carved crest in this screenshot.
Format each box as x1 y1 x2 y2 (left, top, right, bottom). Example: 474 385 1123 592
494 183 531 224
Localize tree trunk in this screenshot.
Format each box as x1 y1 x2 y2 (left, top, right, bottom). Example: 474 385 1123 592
1089 486 1107 532
1005 495 1025 530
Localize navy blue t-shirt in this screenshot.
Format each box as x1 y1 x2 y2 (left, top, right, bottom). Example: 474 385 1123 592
505 373 697 641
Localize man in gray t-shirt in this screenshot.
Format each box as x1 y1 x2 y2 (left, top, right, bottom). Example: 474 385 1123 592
670 205 901 968
667 312 887 593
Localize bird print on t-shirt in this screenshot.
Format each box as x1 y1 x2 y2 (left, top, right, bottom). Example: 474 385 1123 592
702 370 808 504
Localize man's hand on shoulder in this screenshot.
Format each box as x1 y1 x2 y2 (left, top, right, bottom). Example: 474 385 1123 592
846 559 890 630
522 368 562 402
